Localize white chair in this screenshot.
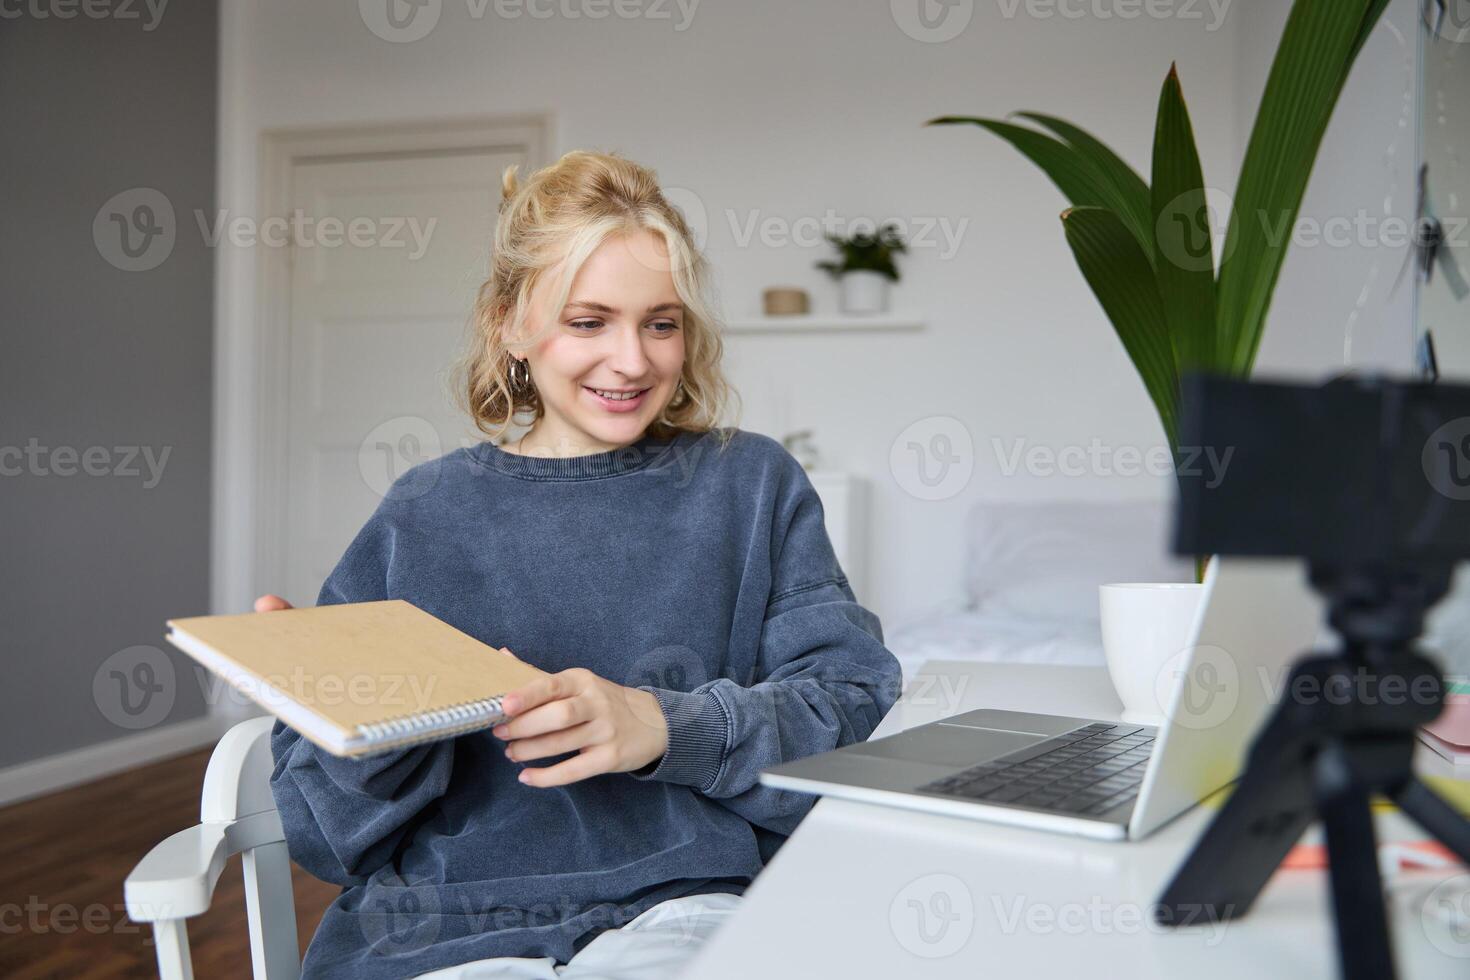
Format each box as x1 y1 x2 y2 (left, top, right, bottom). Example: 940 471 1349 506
125 717 302 980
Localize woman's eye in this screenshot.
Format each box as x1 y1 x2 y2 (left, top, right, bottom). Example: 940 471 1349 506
568 319 678 333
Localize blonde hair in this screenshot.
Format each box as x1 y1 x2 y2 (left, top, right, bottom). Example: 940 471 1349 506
458 150 739 446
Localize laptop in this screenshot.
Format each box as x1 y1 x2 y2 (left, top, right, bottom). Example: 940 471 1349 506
759 557 1324 841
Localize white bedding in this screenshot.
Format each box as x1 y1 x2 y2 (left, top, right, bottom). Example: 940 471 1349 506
880 499 1184 688
886 497 1470 696
885 610 1105 687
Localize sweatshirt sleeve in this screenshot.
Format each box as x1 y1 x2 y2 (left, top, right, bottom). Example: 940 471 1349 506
630 454 902 836
267 500 457 887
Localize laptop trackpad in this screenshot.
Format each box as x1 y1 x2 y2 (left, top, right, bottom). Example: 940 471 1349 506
849 724 1044 768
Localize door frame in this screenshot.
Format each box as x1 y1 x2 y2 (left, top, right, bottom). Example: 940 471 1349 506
217 114 552 619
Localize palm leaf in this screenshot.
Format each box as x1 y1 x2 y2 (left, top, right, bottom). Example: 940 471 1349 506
925 116 1152 257
1015 111 1154 254
1215 0 1391 373
1150 65 1217 376
1061 207 1179 447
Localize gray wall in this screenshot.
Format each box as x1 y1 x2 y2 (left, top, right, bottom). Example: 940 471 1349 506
0 1 217 768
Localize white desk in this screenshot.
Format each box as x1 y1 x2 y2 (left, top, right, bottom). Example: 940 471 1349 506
687 660 1470 979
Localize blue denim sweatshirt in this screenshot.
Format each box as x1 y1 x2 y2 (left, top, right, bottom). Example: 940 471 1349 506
268 426 902 979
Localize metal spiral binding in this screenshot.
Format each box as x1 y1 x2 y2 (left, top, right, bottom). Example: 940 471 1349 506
354 695 508 751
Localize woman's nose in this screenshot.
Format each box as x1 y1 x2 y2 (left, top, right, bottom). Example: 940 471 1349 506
604 322 653 377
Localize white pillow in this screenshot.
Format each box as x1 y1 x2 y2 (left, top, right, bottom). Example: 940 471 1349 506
964 499 1195 622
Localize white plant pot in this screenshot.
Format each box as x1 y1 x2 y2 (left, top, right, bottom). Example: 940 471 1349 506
838 270 890 314
1099 582 1206 727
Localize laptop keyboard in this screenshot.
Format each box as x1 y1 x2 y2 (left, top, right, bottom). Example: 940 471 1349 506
916 722 1156 818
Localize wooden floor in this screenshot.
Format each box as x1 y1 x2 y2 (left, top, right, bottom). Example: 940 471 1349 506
0 746 337 979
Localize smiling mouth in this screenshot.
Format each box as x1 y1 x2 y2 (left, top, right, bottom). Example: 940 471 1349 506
583 386 649 400
582 385 652 409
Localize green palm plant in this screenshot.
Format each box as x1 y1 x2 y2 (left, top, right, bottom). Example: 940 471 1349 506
926 0 1389 463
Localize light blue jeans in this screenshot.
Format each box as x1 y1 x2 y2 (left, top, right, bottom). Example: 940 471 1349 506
410 892 743 979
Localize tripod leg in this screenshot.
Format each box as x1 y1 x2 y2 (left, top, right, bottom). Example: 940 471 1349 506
1155 707 1315 923
1315 743 1396 980
1390 777 1470 866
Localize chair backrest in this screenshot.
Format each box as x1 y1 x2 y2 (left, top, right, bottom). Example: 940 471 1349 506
203 715 280 822
127 716 302 980
215 716 302 980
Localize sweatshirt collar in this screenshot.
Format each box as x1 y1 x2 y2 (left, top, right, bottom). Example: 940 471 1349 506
474 429 689 481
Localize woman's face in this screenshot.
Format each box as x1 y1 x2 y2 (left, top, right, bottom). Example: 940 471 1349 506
518 229 687 454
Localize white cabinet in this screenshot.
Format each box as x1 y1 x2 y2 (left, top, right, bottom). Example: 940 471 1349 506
806 472 869 602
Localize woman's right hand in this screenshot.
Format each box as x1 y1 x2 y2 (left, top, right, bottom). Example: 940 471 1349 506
254 594 293 612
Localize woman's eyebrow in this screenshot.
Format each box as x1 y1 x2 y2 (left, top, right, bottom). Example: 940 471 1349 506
564 300 684 315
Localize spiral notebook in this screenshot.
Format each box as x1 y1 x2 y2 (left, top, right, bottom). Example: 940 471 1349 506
165 600 547 757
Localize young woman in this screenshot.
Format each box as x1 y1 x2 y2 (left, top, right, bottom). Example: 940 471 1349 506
259 151 902 980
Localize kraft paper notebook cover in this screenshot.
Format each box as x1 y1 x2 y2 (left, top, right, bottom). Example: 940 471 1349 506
166 600 547 757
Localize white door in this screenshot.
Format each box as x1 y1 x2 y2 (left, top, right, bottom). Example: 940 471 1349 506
281 147 523 606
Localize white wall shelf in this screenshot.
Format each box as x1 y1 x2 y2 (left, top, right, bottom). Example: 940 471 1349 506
724 312 925 334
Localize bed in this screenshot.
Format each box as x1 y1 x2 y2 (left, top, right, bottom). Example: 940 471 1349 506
884 499 1194 685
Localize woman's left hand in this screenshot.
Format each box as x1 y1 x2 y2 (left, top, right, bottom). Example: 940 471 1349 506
491 654 668 787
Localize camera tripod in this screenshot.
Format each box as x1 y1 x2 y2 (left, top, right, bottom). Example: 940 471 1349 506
1153 561 1470 980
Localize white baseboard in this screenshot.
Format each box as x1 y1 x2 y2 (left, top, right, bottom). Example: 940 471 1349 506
0 712 237 809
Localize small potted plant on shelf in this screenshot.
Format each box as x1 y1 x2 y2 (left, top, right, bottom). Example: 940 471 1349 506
816 223 907 314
